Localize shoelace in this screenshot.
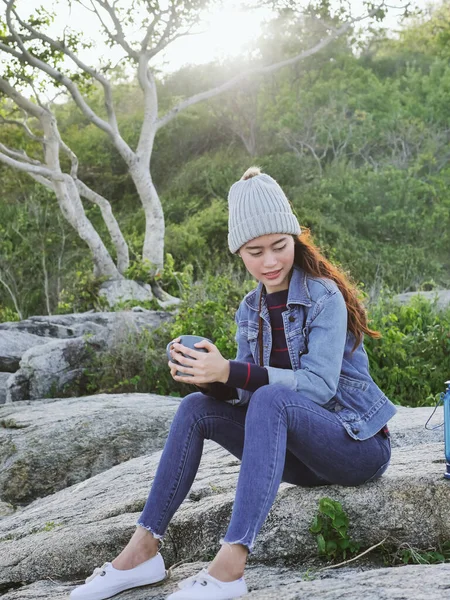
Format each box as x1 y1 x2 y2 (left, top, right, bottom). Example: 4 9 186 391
178 568 226 590
85 562 110 584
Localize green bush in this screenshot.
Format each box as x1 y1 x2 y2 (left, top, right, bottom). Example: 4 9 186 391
365 292 450 407
56 267 110 314
0 306 20 324
83 268 255 396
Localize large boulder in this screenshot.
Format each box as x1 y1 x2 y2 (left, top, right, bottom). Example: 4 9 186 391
0 394 180 505
0 310 174 402
0 399 442 507
393 289 450 310
0 426 448 589
0 331 48 373
2 562 450 599
6 336 105 403
0 311 174 340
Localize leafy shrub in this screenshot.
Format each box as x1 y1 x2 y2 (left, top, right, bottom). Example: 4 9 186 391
56 267 109 313
365 292 450 406
83 268 255 395
0 306 20 324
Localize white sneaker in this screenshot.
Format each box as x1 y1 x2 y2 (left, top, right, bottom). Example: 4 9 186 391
70 552 168 600
166 567 248 599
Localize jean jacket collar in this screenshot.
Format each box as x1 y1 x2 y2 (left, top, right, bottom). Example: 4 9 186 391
244 264 312 312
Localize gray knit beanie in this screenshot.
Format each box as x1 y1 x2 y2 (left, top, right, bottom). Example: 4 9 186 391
227 167 301 254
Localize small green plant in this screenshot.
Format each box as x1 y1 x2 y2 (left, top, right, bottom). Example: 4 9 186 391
309 497 360 561
384 541 450 565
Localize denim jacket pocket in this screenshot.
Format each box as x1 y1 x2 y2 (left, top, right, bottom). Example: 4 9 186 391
334 375 369 423
335 375 369 412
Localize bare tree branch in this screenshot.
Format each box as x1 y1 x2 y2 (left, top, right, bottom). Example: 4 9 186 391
8 1 119 131
0 142 41 165
1 0 124 144
0 145 62 179
0 114 44 142
156 5 383 130
0 270 23 319
76 179 130 272
59 140 79 179
87 0 139 60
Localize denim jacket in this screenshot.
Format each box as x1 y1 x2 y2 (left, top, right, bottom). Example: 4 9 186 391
229 263 397 441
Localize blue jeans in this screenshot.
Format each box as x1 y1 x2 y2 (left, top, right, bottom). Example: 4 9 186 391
136 383 391 554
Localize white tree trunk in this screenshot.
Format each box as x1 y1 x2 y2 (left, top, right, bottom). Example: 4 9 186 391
54 176 122 279
76 180 129 274
129 163 165 275
39 110 122 280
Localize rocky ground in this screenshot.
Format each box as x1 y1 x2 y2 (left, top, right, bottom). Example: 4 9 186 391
0 398 449 598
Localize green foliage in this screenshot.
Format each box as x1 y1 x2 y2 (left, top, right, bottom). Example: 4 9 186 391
365 294 450 407
56 268 110 314
0 305 19 324
82 269 255 396
84 327 174 396
309 497 360 561
382 541 450 565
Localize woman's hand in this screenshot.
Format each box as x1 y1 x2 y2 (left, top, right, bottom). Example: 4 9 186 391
168 338 230 385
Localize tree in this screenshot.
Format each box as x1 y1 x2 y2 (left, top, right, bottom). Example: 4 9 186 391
0 0 398 304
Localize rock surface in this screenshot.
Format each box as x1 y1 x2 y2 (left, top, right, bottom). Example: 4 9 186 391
0 311 174 402
0 397 442 507
98 279 155 306
5 336 105 403
0 311 174 340
0 393 180 505
0 428 449 589
1 556 450 599
394 289 450 310
0 372 11 404
0 331 48 373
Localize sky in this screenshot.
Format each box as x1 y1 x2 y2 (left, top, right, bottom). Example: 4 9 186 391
14 0 438 75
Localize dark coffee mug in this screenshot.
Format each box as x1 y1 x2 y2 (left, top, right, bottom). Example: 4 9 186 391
166 335 213 377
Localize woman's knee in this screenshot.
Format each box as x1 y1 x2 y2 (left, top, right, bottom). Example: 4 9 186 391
249 383 295 408
176 390 216 418
247 384 315 422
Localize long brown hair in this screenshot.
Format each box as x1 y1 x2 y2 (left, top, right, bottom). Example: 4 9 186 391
293 229 381 352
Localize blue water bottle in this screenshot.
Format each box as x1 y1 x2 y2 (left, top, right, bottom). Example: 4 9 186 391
444 380 450 479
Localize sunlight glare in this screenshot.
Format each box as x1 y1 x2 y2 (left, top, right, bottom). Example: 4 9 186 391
158 4 273 71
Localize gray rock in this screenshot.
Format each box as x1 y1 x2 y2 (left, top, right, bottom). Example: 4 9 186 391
0 372 11 404
0 331 48 373
6 336 105 403
245 562 450 599
1 430 450 589
2 311 174 402
0 562 316 599
0 311 174 341
98 279 155 306
389 405 444 447
1 541 450 600
0 561 436 600
393 289 450 310
0 500 14 517
0 393 180 505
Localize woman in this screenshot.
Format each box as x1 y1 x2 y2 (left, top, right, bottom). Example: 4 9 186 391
71 167 396 600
